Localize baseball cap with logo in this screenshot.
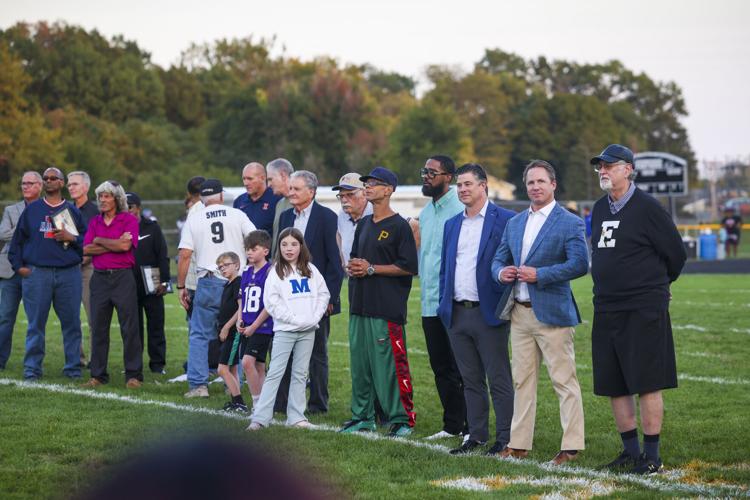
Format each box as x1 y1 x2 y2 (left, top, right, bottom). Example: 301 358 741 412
332 172 365 191
200 179 224 196
360 166 398 190
590 144 634 165
125 192 142 207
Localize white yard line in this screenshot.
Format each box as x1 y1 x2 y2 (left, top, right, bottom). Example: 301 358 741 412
1 377 747 498
678 373 750 385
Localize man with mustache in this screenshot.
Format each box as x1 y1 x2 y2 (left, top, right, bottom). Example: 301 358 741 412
589 144 686 474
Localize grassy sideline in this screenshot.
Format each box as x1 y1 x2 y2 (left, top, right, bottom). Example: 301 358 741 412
1 274 749 498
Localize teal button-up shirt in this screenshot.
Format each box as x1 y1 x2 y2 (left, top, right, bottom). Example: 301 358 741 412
418 187 464 316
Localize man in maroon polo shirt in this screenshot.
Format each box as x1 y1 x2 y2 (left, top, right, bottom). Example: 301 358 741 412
80 180 142 389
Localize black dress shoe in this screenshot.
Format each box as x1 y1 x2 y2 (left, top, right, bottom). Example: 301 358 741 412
486 441 508 456
450 439 485 455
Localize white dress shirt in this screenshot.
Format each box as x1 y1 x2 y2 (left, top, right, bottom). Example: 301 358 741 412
515 200 556 301
453 200 488 302
293 202 314 236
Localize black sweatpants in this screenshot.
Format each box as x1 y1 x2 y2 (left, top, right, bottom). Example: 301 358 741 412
137 293 166 372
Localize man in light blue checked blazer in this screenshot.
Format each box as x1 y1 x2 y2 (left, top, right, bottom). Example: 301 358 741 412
491 159 589 466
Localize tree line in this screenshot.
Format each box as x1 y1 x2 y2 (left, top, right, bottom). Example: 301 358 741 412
0 21 695 200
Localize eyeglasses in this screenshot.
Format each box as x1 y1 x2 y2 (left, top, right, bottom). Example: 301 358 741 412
218 262 238 270
42 176 62 182
420 168 451 179
593 162 629 173
364 180 389 188
21 181 41 187
336 191 360 200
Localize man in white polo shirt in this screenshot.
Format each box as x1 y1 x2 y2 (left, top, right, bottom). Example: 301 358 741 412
177 179 255 398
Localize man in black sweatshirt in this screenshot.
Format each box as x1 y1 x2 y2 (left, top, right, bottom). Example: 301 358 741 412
127 192 171 374
589 144 686 475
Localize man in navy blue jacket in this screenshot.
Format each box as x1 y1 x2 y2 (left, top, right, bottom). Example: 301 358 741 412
438 163 515 455
8 166 86 380
274 170 344 414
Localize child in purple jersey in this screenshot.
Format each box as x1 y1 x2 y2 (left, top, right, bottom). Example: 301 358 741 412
237 230 274 408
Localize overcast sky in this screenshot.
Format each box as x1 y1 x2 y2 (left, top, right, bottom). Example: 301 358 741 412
2 0 748 164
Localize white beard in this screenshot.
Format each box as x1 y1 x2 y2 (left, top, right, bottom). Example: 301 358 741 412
599 178 613 191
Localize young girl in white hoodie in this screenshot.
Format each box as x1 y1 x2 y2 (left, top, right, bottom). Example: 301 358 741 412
247 228 330 430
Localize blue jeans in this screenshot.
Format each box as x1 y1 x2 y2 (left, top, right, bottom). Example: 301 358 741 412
187 275 224 389
0 274 23 369
22 265 83 379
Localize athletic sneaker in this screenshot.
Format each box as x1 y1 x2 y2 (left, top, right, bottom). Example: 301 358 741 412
630 453 663 475
388 423 413 438
486 441 508 456
426 430 460 440
292 420 317 429
246 422 264 431
450 439 485 455
184 385 209 398
338 419 376 433
599 450 639 471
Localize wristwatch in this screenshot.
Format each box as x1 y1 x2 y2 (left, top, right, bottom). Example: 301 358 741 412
366 265 375 276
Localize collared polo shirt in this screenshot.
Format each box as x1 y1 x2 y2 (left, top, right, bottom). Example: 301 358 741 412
418 187 464 316
233 187 281 234
84 212 139 270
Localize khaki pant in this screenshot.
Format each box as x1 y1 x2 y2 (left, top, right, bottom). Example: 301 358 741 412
508 305 585 451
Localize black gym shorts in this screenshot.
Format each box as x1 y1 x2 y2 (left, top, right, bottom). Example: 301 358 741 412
243 333 274 363
218 331 245 366
592 308 678 397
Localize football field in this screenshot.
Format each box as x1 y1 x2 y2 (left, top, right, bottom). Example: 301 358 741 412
1 274 749 498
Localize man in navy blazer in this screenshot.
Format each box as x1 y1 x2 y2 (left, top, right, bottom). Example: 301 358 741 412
490 159 589 465
438 163 516 455
274 170 344 414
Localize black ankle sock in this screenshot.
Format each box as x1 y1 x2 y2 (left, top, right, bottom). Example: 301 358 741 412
231 394 245 405
620 428 640 458
643 433 660 461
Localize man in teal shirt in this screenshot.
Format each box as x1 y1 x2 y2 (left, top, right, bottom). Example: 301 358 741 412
418 155 467 440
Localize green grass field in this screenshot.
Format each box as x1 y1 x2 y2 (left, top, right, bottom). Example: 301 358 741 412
1 275 749 498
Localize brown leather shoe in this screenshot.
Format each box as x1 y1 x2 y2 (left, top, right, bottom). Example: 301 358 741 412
498 446 529 459
126 378 142 389
81 378 103 388
550 450 578 465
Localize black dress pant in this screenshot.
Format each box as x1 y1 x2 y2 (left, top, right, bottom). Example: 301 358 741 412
137 293 166 372
274 315 330 413
422 316 467 435
89 269 143 383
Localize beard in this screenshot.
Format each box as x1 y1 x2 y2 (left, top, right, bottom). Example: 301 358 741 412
599 178 613 191
422 183 441 197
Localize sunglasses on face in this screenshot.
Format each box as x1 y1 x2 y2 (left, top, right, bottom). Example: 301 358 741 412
42 176 62 182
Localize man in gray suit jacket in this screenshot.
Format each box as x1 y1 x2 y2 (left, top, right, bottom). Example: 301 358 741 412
491 160 589 465
0 171 43 370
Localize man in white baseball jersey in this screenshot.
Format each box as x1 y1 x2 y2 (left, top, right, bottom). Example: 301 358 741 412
177 179 255 397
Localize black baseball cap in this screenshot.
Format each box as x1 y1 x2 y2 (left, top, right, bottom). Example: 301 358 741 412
360 166 398 190
590 144 634 165
200 179 224 196
125 192 142 207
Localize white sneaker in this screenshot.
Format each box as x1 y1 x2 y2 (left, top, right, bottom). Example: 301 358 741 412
291 420 316 429
184 385 209 398
246 422 265 431
426 430 460 440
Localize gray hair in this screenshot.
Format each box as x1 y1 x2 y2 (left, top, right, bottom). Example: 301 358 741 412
67 171 91 187
291 170 318 191
95 180 128 213
23 171 43 182
201 193 223 205
267 158 294 177
522 159 557 184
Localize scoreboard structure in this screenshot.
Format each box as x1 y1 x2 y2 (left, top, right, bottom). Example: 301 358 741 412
633 151 688 196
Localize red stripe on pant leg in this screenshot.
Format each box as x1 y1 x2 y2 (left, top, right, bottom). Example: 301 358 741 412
387 322 416 427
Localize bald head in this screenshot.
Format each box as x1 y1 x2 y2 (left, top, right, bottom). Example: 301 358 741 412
242 162 267 199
